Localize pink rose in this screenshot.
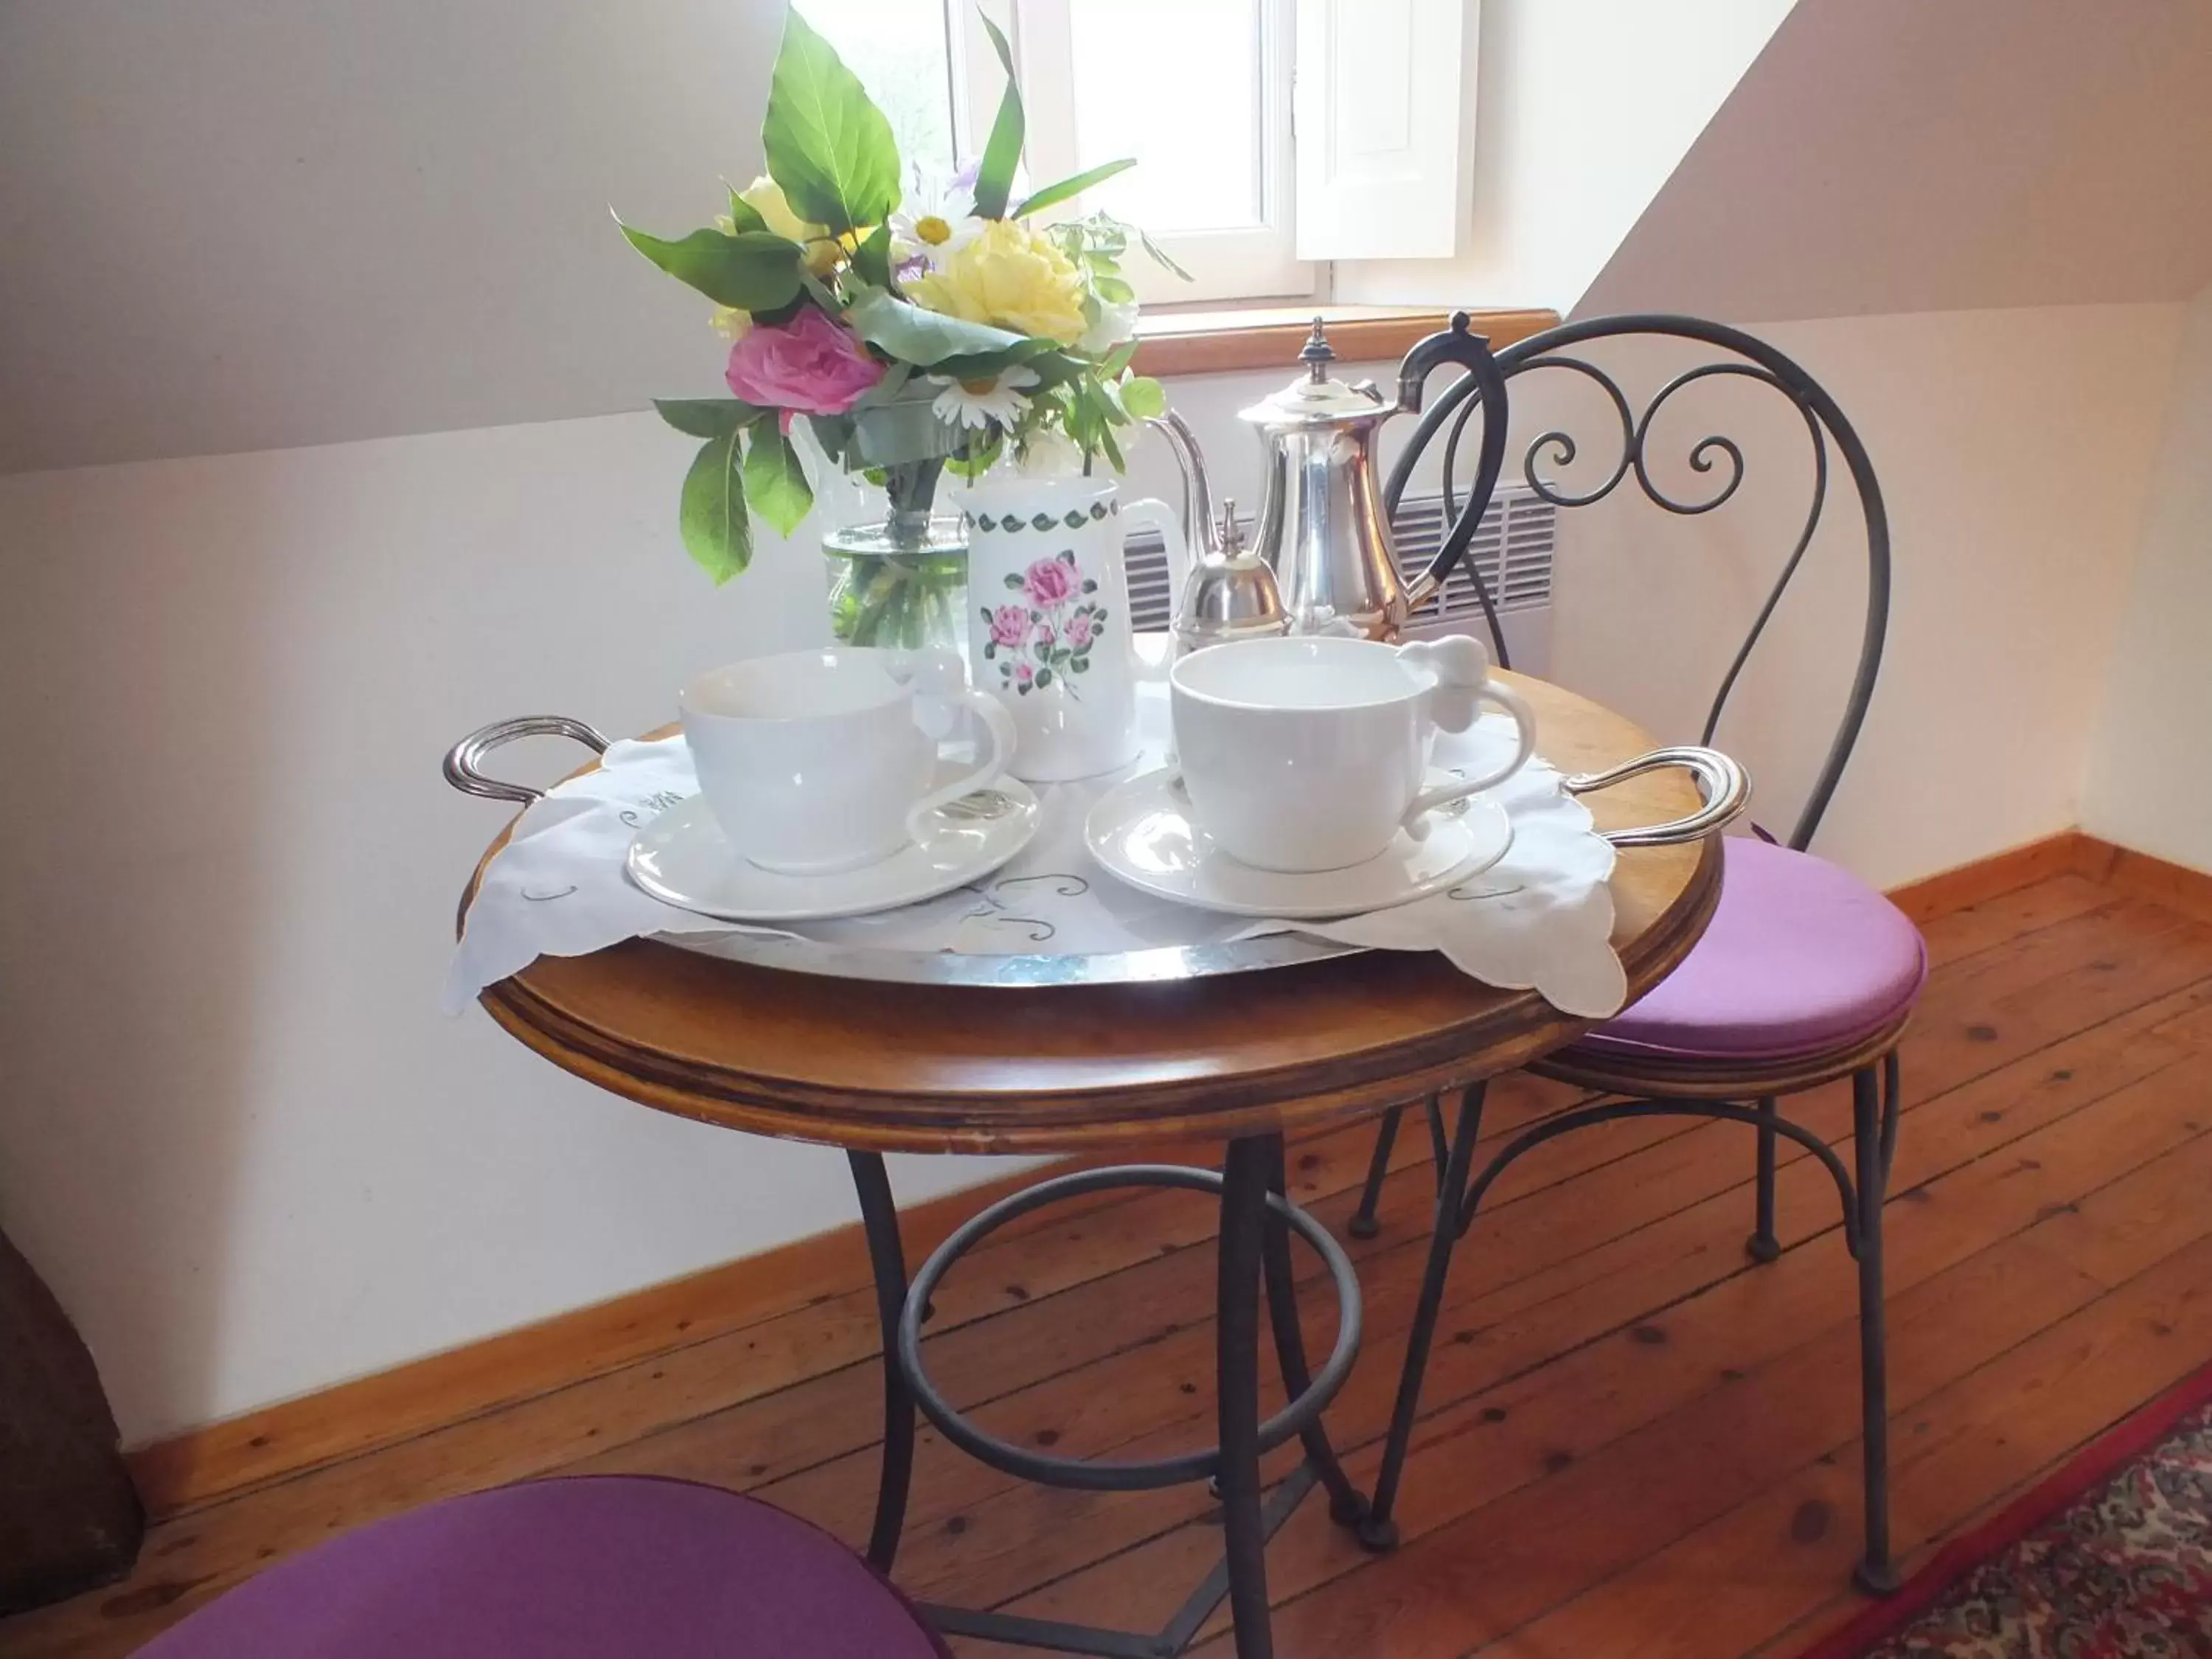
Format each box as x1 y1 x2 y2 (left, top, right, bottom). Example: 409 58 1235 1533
988 604 1030 648
1016 662 1034 684
1036 622 1055 647
1024 556 1078 606
725 307 884 429
1065 611 1094 650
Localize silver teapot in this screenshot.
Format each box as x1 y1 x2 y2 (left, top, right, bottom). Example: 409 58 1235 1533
1149 312 1509 647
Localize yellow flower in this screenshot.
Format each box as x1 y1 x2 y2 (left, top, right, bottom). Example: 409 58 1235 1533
906 219 1088 346
735 175 826 245
709 305 752 341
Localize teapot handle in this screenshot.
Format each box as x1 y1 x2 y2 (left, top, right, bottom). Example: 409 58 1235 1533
1392 312 1509 611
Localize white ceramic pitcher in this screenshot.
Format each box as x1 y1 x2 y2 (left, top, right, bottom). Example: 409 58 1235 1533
964 477 1186 782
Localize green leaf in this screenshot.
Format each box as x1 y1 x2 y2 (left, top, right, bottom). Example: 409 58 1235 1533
945 427 1004 480
741 422 815 538
973 14 1024 218
654 397 759 439
844 285 1030 366
1093 272 1135 305
1138 228 1193 281
725 186 768 233
1012 158 1136 220
618 219 804 310
762 10 901 233
1119 375 1166 420
1034 667 1054 689
1101 341 1138 378
850 221 894 289
806 411 857 467
679 430 751 584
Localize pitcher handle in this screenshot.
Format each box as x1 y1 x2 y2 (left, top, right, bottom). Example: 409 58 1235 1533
1121 495 1189 617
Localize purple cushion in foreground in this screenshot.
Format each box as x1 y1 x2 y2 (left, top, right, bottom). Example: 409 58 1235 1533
135 1476 949 1659
1573 837 1927 1063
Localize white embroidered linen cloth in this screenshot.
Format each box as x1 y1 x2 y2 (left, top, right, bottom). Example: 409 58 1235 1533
445 672 1627 1018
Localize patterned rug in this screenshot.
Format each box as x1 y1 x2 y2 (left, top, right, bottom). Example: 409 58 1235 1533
1801 1363 2212 1658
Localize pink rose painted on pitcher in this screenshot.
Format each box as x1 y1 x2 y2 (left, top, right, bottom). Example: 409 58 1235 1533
981 543 1106 699
1023 555 1078 607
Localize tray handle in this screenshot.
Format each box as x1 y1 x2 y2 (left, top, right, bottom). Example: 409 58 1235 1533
442 715 612 805
1565 745 1750 849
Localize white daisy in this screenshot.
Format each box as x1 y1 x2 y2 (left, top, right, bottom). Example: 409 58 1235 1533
891 170 983 272
930 365 1041 430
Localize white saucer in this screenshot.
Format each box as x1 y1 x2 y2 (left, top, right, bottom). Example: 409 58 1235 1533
1084 768 1512 919
627 783 1041 923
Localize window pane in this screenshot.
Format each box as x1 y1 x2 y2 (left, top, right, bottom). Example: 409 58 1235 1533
1065 0 1263 232
804 0 959 186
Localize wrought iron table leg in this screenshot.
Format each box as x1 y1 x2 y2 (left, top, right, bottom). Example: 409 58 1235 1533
1749 1095 1782 1263
847 1150 915 1575
1348 1104 1404 1239
1262 1140 1368 1528
1217 1135 1276 1659
1850 1067 1900 1596
1360 1082 1487 1551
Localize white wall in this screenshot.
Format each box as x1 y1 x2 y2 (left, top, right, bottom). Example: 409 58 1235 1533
2083 285 2212 872
0 301 2182 1442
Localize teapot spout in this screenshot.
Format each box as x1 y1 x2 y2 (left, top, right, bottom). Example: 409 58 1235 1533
1146 409 1223 561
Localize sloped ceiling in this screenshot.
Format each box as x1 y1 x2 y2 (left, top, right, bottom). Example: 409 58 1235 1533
0 0 780 474
1584 0 2212 319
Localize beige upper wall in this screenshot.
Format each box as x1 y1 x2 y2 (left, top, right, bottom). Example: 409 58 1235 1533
0 0 779 473
2083 283 2212 872
1584 0 2212 320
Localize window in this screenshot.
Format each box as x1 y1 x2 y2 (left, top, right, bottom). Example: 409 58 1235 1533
810 0 1315 305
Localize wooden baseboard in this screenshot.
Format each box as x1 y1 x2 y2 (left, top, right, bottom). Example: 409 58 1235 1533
2079 838 2212 925
1884 831 2096 923
125 1147 1188 1520
127 827 2212 1520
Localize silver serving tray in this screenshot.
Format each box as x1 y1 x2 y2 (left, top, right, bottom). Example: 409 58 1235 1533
445 715 1746 990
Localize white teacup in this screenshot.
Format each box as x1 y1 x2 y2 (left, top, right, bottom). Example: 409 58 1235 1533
679 648 1015 875
1169 633 1537 872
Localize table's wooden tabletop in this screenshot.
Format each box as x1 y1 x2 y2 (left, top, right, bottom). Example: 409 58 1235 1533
467 672 1722 1154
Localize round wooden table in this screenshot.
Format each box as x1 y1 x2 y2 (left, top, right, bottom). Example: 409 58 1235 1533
460 673 1724 1659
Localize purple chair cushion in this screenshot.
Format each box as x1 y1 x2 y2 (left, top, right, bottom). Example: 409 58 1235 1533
136 1476 950 1659
1572 836 1927 1064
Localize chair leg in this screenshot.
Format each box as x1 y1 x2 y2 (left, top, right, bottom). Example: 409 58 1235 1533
1850 1065 1900 1596
1747 1096 1781 1264
1359 1085 1486 1552
1346 1104 1405 1239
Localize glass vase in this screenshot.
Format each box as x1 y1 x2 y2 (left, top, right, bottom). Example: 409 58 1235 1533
821 515 970 656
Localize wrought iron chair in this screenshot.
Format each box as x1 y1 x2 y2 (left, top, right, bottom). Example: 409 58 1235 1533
1346 316 1921 1597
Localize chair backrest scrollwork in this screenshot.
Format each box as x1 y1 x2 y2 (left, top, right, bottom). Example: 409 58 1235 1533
1385 314 1891 852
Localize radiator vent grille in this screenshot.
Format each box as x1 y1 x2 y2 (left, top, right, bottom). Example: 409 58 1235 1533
1121 485 1557 635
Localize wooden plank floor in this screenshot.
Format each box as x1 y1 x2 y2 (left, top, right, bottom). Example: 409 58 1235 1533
9 872 2212 1658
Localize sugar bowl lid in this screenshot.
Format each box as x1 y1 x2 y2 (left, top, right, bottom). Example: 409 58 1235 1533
1237 318 1388 426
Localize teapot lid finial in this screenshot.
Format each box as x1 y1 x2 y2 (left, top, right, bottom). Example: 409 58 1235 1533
1217 497 1243 555
1300 316 1337 381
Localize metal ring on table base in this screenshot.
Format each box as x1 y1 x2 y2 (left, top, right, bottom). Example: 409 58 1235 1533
896 1163 1363 1492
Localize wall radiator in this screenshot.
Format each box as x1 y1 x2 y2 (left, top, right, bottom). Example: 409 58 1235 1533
1121 484 1557 673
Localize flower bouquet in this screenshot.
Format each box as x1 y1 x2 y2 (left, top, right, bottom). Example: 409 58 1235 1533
621 7 1180 650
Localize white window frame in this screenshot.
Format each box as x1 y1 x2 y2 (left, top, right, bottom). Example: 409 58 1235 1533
950 0 1320 305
